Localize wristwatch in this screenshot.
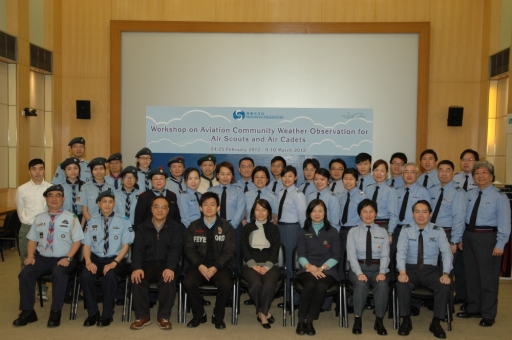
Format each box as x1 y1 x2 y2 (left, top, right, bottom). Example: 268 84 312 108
66 257 73 262
442 272 450 276
388 232 393 236
319 266 325 271
449 242 457 245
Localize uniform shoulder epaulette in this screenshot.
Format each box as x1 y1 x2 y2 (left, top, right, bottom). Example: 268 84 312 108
295 188 302 193
360 191 366 195
329 192 337 197
433 225 440 230
404 224 411 228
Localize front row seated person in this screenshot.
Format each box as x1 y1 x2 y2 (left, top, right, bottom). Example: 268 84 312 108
396 200 453 339
295 199 341 336
129 196 184 330
183 192 236 330
81 190 134 327
347 199 390 335
13 185 84 328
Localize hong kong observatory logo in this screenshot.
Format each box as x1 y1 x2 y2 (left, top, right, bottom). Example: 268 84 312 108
233 110 245 120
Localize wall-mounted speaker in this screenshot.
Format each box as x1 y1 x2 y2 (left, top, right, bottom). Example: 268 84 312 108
447 106 463 126
76 100 91 119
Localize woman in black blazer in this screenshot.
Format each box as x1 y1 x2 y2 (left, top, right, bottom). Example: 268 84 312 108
241 199 281 329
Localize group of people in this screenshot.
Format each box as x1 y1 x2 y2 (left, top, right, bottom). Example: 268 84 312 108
12 136 511 338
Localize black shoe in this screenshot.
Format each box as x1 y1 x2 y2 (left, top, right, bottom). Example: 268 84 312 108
267 314 275 324
296 321 306 335
97 317 113 327
305 322 316 336
13 310 38 326
225 300 233 308
460 303 467 311
456 311 482 318
115 299 125 306
186 313 207 328
352 318 362 334
149 301 156 308
479 318 495 327
374 320 387 336
429 322 446 339
202 298 211 306
244 298 255 305
257 316 271 329
47 310 61 328
454 297 465 305
398 319 412 336
211 315 226 329
83 312 100 327
410 306 420 316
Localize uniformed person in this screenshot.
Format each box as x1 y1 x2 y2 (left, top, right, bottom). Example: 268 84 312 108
299 158 320 198
396 200 452 338
177 167 202 227
13 185 84 328
165 156 187 195
52 137 91 184
197 154 218 194
347 199 390 336
267 156 286 194
306 168 341 231
81 190 134 327
417 149 441 190
329 158 348 197
113 166 141 227
243 166 278 226
355 153 375 192
130 196 184 330
453 149 479 192
386 152 407 190
105 152 123 190
183 192 236 330
60 157 85 221
456 161 511 327
135 147 152 192
79 157 115 222
236 157 256 193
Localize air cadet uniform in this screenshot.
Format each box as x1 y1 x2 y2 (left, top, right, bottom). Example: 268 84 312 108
60 157 84 218
453 171 477 192
15 185 84 326
417 169 440 190
81 191 134 326
135 148 152 192
78 158 115 218
235 177 256 193
197 155 218 194
387 176 405 190
267 177 284 194
299 180 316 198
358 174 375 193
52 137 91 185
307 188 341 231
165 156 187 195
365 182 399 231
177 190 202 227
339 188 366 277
244 187 278 224
113 166 141 226
329 178 347 197
393 183 431 237
105 153 123 190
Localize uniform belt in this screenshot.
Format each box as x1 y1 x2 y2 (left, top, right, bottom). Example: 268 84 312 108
465 224 497 233
340 226 354 230
441 227 452 233
358 259 380 265
396 224 404 228
374 219 389 226
278 222 298 225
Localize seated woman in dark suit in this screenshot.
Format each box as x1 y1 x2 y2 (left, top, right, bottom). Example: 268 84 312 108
241 199 281 329
296 199 341 336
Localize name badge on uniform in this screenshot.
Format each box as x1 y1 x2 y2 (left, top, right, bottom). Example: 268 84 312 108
113 226 119 229
92 225 98 230
60 225 68 228
305 233 314 238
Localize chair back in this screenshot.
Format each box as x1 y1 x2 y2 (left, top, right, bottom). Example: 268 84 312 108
278 244 285 269
4 210 21 234
344 253 351 273
125 244 132 265
292 246 300 271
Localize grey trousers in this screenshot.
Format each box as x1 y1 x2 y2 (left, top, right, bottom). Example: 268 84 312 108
348 264 389 318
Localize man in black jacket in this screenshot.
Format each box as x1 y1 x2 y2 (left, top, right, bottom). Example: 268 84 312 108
183 192 236 330
129 196 184 330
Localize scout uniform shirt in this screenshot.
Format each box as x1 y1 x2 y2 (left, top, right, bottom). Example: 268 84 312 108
177 190 202 227
83 213 134 257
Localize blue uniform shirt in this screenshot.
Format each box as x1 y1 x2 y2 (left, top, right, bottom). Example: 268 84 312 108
83 213 134 258
113 188 141 225
298 180 317 198
386 176 405 190
395 183 430 231
52 161 91 185
27 210 84 258
453 171 477 191
235 178 256 193
165 176 187 195
105 174 122 190
244 187 278 223
347 222 390 275
465 185 511 250
137 169 152 191
366 182 399 231
177 190 202 227
339 187 365 227
417 169 441 189
429 181 467 243
307 188 341 231
62 180 82 215
267 178 284 194
358 174 375 193
278 185 307 228
397 222 453 273
78 181 115 217
329 179 347 197
208 184 246 228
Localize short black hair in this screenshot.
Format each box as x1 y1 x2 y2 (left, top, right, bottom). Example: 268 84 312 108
184 167 201 181
314 168 331 180
200 191 219 206
280 165 297 178
389 152 407 164
238 157 254 167
437 160 454 170
357 199 378 216
329 158 347 169
251 166 271 184
420 149 438 161
412 200 432 213
250 199 273 223
355 153 372 164
28 158 45 169
342 168 359 181
460 149 479 161
271 156 287 167
302 158 320 170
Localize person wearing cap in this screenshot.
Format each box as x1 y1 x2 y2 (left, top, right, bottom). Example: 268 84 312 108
134 167 181 230
52 137 91 185
197 154 218 194
165 156 187 195
235 157 256 193
105 152 123 190
135 147 153 192
81 190 134 327
60 157 85 223
13 185 84 328
78 157 115 222
114 166 141 227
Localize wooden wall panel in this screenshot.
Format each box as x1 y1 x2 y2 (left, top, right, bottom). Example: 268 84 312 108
17 64 30 184
165 0 216 21
215 0 269 22
52 0 62 55
321 0 376 22
5 0 19 36
429 0 483 82
375 0 430 22
44 0 54 51
488 0 502 55
112 0 164 20
268 0 322 22
61 0 111 78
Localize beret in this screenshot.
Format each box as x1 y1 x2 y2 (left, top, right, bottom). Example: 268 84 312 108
60 157 80 170
197 154 216 166
107 152 122 162
43 185 64 197
135 147 152 158
68 137 85 146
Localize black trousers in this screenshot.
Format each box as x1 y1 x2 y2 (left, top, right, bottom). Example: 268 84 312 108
131 263 177 320
19 255 76 311
80 254 125 318
242 266 280 315
297 272 336 323
183 266 233 321
396 264 451 319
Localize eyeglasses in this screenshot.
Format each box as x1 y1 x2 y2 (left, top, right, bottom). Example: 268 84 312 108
123 176 136 181
461 158 474 162
47 194 63 198
391 162 404 167
138 157 152 161
152 205 169 210
271 164 283 169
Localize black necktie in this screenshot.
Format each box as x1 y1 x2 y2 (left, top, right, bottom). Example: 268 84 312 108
256 190 261 200
220 186 227 219
463 175 468 191
366 225 372 265
244 182 249 193
359 178 364 190
316 192 321 200
71 183 78 215
303 182 310 194
103 217 110 255
114 178 119 190
371 186 379 202
142 171 149 191
430 188 443 223
330 181 336 192
194 192 200 206
391 179 395 187
272 181 278 193
468 191 482 230
341 192 350 225
125 191 131 218
418 229 424 271
399 188 409 222
277 189 287 221
422 175 428 187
